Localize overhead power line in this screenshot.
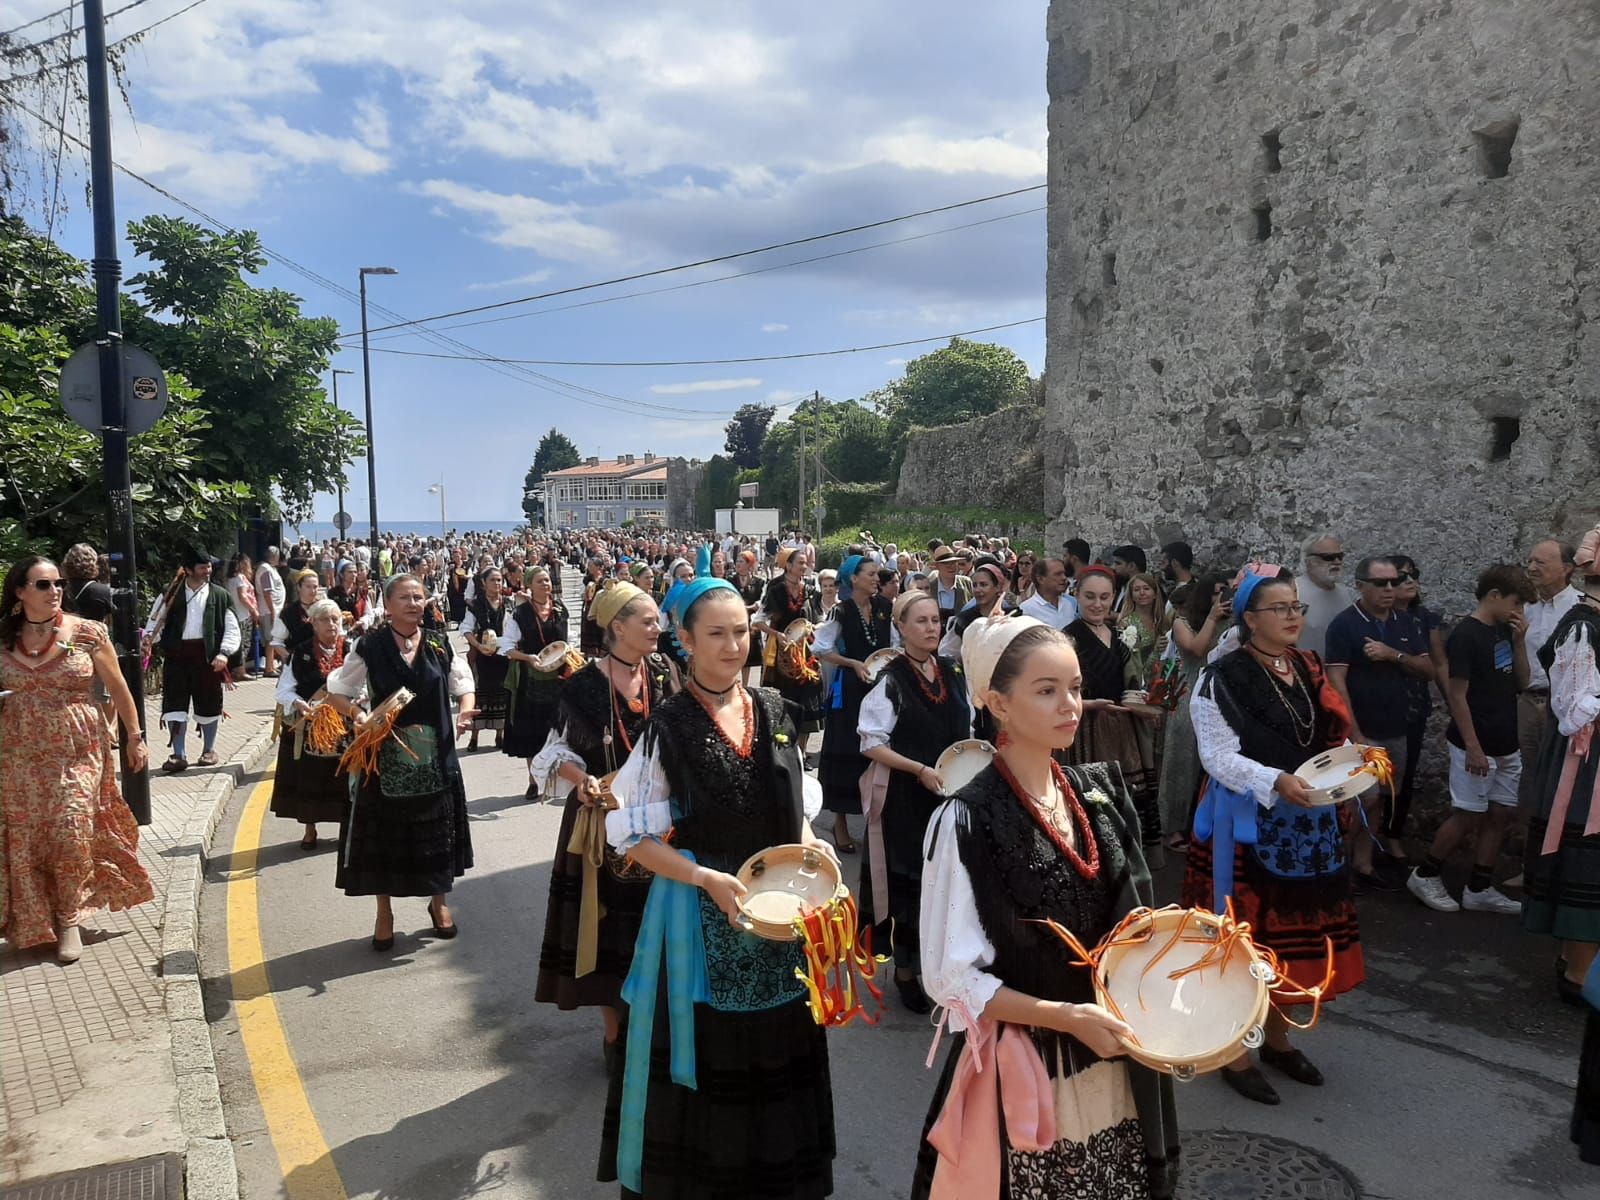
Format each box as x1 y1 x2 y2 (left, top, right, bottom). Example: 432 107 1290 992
1 0 151 52
366 317 1045 367
0 2 77 39
0 0 210 84
342 183 1046 338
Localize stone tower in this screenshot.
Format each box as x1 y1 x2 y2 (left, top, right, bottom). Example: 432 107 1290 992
1042 0 1600 605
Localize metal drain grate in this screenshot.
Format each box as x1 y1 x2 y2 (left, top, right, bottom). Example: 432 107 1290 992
1177 1129 1360 1199
0 1155 181 1200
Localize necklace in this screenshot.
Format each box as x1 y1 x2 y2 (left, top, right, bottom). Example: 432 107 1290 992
1248 643 1289 674
315 638 346 674
1256 657 1316 746
689 672 738 702
993 754 1100 880
608 655 650 716
904 653 947 704
854 600 879 649
691 681 755 759
19 618 61 659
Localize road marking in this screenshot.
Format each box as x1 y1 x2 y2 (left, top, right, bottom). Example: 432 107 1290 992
226 773 349 1200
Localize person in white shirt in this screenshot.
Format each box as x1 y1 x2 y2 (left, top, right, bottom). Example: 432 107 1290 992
1017 556 1079 629
1519 538 1580 814
255 548 286 677
1298 533 1354 658
142 549 242 771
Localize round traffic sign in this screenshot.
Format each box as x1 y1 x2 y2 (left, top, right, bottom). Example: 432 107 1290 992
333 511 353 532
57 343 169 436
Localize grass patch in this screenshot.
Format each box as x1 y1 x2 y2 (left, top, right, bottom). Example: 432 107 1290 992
817 504 1052 566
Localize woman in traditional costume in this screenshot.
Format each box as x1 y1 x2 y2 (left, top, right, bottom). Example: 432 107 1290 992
1154 574 1231 850
270 569 321 654
460 566 513 751
533 583 675 1064
446 551 469 626
1180 570 1364 1105
325 574 476 951
814 555 892 854
1065 567 1163 858
1523 531 1600 1011
756 547 824 737
601 579 836 1199
912 614 1179 1200
328 561 368 630
859 590 971 1013
271 599 354 850
500 566 569 799
733 549 765 685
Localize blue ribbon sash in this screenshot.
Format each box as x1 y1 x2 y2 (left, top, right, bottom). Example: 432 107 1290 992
1192 777 1260 914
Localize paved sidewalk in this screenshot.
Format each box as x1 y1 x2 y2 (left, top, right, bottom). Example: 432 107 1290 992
0 672 279 1194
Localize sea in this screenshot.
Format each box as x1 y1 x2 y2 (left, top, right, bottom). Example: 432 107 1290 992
285 519 527 542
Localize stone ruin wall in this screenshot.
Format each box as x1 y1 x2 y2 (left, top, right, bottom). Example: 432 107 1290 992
895 405 1046 513
1042 0 1600 611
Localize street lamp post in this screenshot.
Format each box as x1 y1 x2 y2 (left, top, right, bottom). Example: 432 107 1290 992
331 367 354 528
428 481 447 539
358 266 398 549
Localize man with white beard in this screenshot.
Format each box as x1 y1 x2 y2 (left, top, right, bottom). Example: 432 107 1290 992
1300 533 1355 658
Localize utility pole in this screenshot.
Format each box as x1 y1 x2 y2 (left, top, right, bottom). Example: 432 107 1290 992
331 367 353 527
812 390 824 542
83 0 149 824
796 406 806 536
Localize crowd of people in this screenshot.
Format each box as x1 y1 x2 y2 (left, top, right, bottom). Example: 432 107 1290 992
2 513 1598 1194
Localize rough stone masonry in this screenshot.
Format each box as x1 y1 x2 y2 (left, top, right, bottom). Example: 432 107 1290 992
1042 0 1600 608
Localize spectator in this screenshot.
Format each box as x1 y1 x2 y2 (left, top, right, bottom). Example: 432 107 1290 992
1388 555 1446 852
926 545 972 627
60 543 114 621
1109 544 1148 606
1160 541 1196 610
1520 539 1580 817
256 547 286 677
1062 537 1092 587
1406 564 1535 914
1019 556 1079 630
1325 556 1435 889
224 554 260 681
1299 533 1354 658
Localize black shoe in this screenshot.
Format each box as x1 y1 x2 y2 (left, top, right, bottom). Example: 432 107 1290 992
1259 1045 1324 1086
1558 972 1586 1008
1353 868 1402 894
602 1035 620 1076
371 931 395 952
1221 1063 1280 1105
895 974 932 1015
427 899 458 940
525 782 540 801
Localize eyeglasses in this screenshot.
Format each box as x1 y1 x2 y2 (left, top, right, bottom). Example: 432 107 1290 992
1309 552 1345 562
1251 602 1310 617
1357 578 1401 588
29 579 65 592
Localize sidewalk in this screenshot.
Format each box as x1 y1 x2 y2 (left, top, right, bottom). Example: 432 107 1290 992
0 672 279 1197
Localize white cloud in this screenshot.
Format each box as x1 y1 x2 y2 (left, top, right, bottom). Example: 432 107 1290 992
862 127 1045 179
885 358 908 367
649 378 763 395
465 269 555 292
761 322 789 333
413 179 617 261
767 388 803 405
237 112 389 175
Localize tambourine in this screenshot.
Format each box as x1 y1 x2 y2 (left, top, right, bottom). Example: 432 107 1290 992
1293 743 1389 806
782 618 815 643
733 844 846 942
365 687 415 728
933 738 996 797
533 640 587 676
476 629 500 656
863 647 902 681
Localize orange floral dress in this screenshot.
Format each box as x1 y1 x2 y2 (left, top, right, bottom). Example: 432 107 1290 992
1 620 153 948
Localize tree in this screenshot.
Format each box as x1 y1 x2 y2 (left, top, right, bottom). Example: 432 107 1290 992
723 403 775 469
823 402 892 482
523 428 582 523
875 337 1031 439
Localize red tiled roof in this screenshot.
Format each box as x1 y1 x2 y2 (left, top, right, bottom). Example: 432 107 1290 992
545 458 664 479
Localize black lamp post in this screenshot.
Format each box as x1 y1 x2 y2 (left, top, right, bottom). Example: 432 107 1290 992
358 267 398 547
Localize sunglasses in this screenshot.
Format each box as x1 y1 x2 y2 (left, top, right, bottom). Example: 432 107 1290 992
1309 552 1345 562
28 579 65 592
1357 578 1401 588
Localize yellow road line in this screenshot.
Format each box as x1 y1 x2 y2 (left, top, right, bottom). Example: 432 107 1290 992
226 772 348 1200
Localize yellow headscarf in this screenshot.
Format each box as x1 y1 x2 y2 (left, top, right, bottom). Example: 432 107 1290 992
591 581 646 631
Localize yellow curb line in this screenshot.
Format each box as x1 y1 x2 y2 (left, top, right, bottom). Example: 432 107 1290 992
225 771 348 1200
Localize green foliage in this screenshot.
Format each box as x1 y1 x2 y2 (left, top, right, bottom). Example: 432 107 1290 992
813 504 1050 569
818 482 893 533
0 214 353 573
525 427 582 522
722 403 775 469
822 403 893 482
873 338 1031 468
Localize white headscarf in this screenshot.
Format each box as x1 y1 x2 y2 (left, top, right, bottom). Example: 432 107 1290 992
961 612 1047 710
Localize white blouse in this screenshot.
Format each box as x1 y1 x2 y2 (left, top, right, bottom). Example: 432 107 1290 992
1189 670 1285 808
858 675 897 752
325 646 473 701
274 664 305 710
812 611 901 658
918 800 1003 1031
1551 620 1600 737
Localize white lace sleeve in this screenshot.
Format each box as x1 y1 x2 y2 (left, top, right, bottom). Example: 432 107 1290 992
1191 673 1283 807
459 609 478 635
919 801 1001 1031
499 614 523 656
1551 623 1600 737
858 675 897 751
605 738 675 853
274 666 302 710
530 723 584 797
325 653 368 699
811 617 843 657
447 653 473 699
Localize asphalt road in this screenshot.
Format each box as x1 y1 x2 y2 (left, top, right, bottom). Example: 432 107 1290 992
199 735 1597 1200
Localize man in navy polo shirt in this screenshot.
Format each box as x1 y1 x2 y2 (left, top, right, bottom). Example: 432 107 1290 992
1326 555 1437 889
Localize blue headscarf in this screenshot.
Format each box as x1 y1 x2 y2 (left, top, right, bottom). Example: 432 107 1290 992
838 554 866 593
669 576 737 628
1231 571 1272 622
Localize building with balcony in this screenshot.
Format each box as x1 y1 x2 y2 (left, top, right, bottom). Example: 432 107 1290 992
542 453 701 530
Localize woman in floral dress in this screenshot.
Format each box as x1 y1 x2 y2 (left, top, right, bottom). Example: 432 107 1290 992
1 556 153 963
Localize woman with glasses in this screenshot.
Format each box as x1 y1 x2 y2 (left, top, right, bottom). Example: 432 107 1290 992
1389 556 1445 852
1 556 153 962
1180 569 1365 1106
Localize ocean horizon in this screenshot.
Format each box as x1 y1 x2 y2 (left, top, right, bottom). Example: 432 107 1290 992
285 519 527 541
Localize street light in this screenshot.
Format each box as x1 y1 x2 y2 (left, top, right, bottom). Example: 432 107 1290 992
330 367 354 531
358 266 398 549
427 480 447 539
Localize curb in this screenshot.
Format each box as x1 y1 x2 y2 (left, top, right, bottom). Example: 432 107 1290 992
159 725 278 1200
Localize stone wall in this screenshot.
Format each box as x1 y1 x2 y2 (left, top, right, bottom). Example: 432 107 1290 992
1043 0 1600 611
896 405 1046 512
665 457 703 530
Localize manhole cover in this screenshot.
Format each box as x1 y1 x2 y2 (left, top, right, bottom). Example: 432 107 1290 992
0 1154 181 1200
1177 1130 1360 1199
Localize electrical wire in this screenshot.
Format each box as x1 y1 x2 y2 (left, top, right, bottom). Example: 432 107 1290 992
344 183 1045 338
0 2 76 40
2 0 151 53
42 2 73 242
0 0 207 84
365 317 1045 367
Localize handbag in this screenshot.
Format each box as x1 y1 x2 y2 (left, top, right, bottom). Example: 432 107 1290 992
378 725 445 798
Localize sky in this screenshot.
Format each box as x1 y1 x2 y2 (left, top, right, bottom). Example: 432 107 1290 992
8 0 1048 524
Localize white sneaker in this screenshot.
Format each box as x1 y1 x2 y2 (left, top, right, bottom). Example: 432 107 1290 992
56 925 83 964
1462 885 1522 915
1406 870 1460 912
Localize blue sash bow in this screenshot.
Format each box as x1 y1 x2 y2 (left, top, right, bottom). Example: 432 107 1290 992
1192 778 1260 914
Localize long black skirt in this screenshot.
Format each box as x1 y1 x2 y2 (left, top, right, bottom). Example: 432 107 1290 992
269 733 348 826
1578 1005 1600 1165
501 661 561 759
335 768 472 897
858 773 941 968
468 652 510 731
817 683 866 815
598 990 835 1199
1523 719 1600 945
534 793 652 1009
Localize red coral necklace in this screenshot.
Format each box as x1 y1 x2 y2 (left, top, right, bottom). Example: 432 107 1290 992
993 754 1101 880
691 680 755 759
903 652 947 704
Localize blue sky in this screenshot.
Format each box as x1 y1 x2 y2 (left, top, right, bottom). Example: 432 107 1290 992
12 1 1048 523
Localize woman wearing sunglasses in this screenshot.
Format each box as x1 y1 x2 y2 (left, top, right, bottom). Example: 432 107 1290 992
0 556 154 963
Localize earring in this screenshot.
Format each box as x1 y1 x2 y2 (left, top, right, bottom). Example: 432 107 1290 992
8 601 19 616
